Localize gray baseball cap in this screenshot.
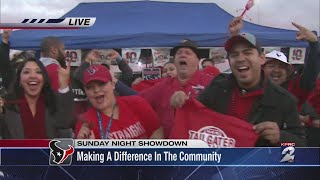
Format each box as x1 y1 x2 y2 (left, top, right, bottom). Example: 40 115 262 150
225 33 261 52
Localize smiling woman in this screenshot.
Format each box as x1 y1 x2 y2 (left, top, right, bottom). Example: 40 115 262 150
0 57 74 139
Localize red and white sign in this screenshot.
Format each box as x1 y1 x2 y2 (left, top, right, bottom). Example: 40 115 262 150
142 68 161 80
289 47 306 64
122 48 141 64
151 48 170 67
65 50 81 66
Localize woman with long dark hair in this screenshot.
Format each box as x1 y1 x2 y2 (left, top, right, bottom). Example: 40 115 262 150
0 57 74 139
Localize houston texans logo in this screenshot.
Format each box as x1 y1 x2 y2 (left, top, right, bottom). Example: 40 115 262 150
49 140 74 165
88 66 98 75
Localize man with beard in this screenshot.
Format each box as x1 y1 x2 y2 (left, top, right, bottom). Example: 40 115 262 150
39 36 67 92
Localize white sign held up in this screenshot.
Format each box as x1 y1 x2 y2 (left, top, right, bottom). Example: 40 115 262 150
289 47 306 64
65 50 81 66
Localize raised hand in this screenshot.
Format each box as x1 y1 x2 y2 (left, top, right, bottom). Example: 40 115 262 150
292 22 318 42
2 29 12 44
107 50 121 61
58 59 71 89
85 49 101 63
229 16 243 36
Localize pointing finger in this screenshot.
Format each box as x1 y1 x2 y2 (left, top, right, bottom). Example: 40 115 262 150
292 22 304 30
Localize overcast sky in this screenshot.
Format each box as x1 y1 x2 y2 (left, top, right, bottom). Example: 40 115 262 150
1 0 319 33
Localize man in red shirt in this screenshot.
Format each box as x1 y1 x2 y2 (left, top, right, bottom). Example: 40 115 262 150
141 40 218 138
39 36 66 92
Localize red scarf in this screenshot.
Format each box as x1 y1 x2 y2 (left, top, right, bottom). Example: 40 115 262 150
19 95 47 139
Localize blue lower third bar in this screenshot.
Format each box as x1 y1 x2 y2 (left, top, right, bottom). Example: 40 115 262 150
0 148 319 166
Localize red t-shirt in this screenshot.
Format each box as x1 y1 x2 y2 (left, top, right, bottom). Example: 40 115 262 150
140 70 215 138
75 96 160 139
170 98 259 147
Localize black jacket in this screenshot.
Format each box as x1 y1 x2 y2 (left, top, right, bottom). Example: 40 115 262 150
0 42 13 90
198 74 306 146
0 91 74 139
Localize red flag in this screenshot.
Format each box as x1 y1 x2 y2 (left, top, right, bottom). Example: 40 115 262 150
170 98 259 147
241 0 255 16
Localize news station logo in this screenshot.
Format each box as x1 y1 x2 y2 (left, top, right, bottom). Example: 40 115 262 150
49 139 75 166
280 142 295 163
0 17 96 29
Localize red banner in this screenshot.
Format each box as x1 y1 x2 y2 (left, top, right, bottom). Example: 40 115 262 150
170 99 259 147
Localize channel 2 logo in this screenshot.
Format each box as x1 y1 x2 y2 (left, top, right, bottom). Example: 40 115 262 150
280 142 295 163
49 139 75 165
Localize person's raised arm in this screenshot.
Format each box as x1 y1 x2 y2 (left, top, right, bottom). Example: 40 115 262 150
292 22 320 90
107 50 134 86
229 16 243 36
0 30 13 90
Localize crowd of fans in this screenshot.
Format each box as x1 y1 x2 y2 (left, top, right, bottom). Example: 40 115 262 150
0 16 319 147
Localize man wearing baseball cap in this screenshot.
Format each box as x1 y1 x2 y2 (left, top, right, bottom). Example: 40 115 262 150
263 50 292 85
140 39 217 138
195 20 305 146
263 44 320 111
230 17 320 112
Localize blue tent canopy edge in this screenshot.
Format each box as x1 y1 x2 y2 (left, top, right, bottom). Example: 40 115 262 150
4 1 308 50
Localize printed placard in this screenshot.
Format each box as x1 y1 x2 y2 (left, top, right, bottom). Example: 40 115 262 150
65 50 81 66
142 68 161 80
288 47 306 64
209 47 227 64
122 48 141 64
152 48 170 67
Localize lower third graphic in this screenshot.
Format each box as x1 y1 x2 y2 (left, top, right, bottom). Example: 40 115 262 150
49 139 75 165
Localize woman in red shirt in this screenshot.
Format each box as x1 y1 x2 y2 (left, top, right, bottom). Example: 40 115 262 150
75 64 163 139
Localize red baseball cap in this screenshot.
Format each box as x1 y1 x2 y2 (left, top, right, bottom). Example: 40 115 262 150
83 64 112 86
